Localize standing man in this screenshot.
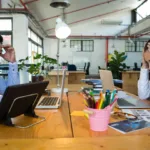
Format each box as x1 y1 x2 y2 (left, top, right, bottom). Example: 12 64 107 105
0 35 20 95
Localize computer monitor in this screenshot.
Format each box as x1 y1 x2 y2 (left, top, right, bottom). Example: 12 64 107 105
0 81 49 127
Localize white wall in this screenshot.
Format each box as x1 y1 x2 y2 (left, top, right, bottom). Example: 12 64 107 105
44 38 107 74
109 39 142 68
44 38 143 74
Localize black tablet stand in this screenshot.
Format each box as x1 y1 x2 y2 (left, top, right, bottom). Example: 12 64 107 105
2 93 45 128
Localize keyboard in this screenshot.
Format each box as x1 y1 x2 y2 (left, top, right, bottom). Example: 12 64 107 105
36 97 59 108
117 98 136 107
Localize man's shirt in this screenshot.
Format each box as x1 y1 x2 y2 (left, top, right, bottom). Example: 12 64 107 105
0 62 20 101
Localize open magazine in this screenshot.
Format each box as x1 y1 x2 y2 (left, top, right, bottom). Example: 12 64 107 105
109 110 150 134
109 119 150 134
122 109 150 122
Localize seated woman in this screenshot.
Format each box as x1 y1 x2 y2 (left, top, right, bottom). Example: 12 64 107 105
0 35 20 96
138 40 150 100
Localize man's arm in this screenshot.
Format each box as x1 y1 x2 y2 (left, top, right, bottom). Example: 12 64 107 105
138 68 150 100
0 45 20 94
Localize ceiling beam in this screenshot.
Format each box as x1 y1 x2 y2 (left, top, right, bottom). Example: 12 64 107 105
19 0 30 12
46 7 130 32
40 0 118 22
136 31 150 38
19 0 48 36
47 35 136 39
24 0 40 5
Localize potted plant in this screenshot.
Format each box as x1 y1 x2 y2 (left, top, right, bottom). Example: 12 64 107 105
107 50 128 79
18 53 57 82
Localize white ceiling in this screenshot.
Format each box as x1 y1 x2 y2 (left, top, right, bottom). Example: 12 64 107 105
21 0 145 36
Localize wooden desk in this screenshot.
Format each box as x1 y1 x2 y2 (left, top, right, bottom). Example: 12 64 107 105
48 71 69 84
68 71 85 84
0 93 72 139
122 71 140 95
48 71 85 84
0 135 150 150
0 84 150 139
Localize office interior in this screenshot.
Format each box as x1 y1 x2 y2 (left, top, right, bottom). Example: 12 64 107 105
0 0 150 149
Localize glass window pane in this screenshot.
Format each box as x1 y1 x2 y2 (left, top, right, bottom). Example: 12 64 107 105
0 19 12 31
38 47 42 54
37 37 42 45
31 31 38 43
2 35 11 45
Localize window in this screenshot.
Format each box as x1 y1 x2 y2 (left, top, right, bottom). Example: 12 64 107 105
136 0 150 22
28 28 43 63
70 40 94 52
125 40 147 52
0 18 12 45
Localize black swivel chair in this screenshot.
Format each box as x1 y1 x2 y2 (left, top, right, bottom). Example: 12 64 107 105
85 62 90 75
133 62 140 71
84 63 86 72
68 64 77 71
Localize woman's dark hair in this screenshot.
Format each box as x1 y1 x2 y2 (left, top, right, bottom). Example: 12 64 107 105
144 40 150 52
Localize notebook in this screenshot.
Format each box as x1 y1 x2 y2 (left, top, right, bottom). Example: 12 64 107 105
36 70 66 109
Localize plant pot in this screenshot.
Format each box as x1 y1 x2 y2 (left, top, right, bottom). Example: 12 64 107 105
32 75 44 82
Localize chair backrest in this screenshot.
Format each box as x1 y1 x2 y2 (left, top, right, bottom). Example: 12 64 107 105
99 70 115 92
68 64 77 71
84 63 86 71
85 62 90 75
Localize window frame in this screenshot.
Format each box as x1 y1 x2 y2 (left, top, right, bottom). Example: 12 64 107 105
28 28 43 54
125 39 148 52
70 40 94 52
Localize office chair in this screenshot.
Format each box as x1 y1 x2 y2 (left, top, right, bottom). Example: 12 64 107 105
84 63 86 71
68 64 77 71
85 62 90 75
133 62 140 71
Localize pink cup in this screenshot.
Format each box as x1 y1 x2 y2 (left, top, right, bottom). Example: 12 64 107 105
87 106 111 131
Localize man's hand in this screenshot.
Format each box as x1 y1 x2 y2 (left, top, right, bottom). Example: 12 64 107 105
0 45 16 63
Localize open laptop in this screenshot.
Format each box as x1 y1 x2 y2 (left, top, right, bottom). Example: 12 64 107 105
36 70 66 109
116 91 150 109
99 70 150 109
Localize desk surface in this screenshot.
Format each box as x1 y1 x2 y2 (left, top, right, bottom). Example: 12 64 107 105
0 84 150 139
0 135 150 150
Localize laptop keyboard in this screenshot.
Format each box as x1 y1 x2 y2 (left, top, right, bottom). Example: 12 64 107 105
117 98 135 106
38 97 59 106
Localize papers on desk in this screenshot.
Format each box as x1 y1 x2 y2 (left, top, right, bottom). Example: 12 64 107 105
81 79 123 85
109 119 150 134
122 109 150 122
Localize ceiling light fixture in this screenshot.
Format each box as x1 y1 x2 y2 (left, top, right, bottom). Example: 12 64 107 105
50 0 70 8
55 18 71 39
